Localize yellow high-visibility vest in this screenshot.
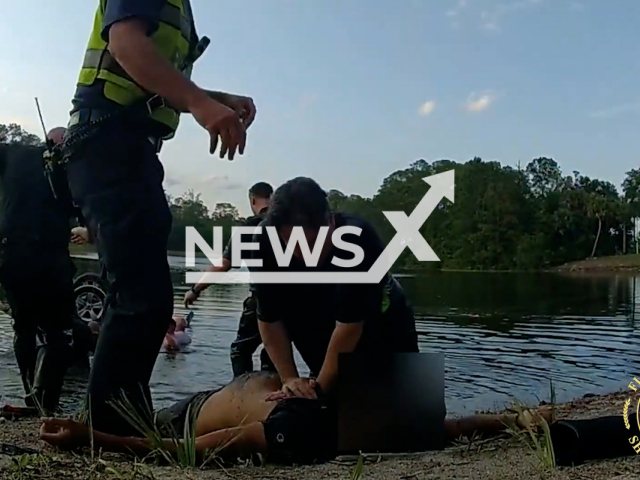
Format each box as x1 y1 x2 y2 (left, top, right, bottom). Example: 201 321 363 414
76 0 194 138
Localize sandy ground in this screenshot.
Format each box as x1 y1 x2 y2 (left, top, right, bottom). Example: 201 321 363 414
2 390 640 480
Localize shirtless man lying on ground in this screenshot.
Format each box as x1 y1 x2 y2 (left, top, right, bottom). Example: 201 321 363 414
40 371 550 465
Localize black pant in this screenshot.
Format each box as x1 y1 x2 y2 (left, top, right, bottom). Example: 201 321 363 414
70 317 95 370
0 244 76 412
230 294 275 377
65 119 173 435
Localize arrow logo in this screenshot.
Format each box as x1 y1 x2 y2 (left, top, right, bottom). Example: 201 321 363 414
185 169 455 284
368 169 455 283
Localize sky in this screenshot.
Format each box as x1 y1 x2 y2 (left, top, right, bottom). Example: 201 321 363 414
1 0 639 217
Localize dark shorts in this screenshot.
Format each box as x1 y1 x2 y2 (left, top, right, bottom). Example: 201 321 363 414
262 397 338 465
154 388 221 437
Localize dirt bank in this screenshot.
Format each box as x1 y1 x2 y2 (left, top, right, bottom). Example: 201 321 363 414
552 255 640 273
2 389 640 480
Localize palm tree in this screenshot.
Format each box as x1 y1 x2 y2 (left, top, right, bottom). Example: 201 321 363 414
587 194 607 258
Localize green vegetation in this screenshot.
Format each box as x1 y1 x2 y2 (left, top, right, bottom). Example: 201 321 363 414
5 122 640 271
161 157 640 272
349 455 364 479
504 379 557 474
0 123 42 146
505 402 555 471
330 157 640 271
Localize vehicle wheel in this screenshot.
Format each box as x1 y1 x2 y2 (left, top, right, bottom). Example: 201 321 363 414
73 272 108 291
73 273 108 323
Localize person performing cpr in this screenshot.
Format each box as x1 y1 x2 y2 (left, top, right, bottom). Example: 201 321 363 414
247 177 419 400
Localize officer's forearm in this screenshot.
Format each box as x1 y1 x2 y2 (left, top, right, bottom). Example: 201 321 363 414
316 322 363 392
204 90 232 106
108 19 209 113
258 320 298 381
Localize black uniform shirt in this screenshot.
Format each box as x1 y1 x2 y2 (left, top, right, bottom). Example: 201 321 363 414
0 144 71 248
222 206 269 265
248 212 418 374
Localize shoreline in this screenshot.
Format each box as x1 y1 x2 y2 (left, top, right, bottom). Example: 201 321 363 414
2 389 639 479
68 244 210 259
68 244 640 275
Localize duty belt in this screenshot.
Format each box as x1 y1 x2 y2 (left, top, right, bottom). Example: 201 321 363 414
66 102 165 153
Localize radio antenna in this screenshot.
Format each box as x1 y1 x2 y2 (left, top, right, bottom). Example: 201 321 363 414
34 97 51 145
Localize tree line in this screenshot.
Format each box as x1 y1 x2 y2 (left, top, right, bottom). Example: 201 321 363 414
3 122 640 271
156 155 640 271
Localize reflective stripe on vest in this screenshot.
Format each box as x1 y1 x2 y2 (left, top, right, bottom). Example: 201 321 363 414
76 0 193 136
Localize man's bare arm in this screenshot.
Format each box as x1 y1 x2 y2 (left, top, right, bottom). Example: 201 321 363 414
97 424 267 459
108 19 211 113
193 258 231 293
195 423 267 457
40 418 265 459
92 431 155 456
39 419 155 457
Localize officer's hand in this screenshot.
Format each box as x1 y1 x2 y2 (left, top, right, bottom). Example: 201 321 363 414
281 377 317 400
221 94 257 129
191 98 246 161
184 290 199 308
264 390 294 402
71 227 90 245
70 234 87 245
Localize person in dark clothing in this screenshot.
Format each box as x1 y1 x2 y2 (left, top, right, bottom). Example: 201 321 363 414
0 136 78 413
69 318 98 370
249 177 419 400
185 182 275 377
63 0 257 436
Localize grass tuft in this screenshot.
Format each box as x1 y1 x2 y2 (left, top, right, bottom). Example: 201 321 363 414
106 389 236 469
107 390 171 464
503 380 557 471
349 454 364 480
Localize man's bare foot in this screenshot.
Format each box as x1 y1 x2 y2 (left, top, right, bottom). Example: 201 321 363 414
516 406 554 430
40 418 90 450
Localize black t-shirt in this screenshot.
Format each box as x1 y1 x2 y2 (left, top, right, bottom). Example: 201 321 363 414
249 212 418 374
0 144 71 248
222 207 269 264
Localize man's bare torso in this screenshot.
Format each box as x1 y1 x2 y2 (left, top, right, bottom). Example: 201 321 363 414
194 371 283 436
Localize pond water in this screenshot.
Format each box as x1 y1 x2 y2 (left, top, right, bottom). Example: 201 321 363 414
1 257 640 416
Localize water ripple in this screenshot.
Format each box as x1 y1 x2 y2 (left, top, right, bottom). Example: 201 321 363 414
2 266 640 415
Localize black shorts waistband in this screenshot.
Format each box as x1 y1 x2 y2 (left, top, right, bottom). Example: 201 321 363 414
154 388 221 437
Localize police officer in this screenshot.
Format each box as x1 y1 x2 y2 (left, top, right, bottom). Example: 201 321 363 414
0 129 77 414
63 0 257 435
184 182 275 377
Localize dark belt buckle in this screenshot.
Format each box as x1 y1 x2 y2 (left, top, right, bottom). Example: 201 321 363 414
146 96 165 115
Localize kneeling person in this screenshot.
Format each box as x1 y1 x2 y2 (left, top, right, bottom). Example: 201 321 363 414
250 177 419 399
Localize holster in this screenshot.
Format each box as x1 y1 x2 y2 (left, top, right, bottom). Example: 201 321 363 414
42 145 83 221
